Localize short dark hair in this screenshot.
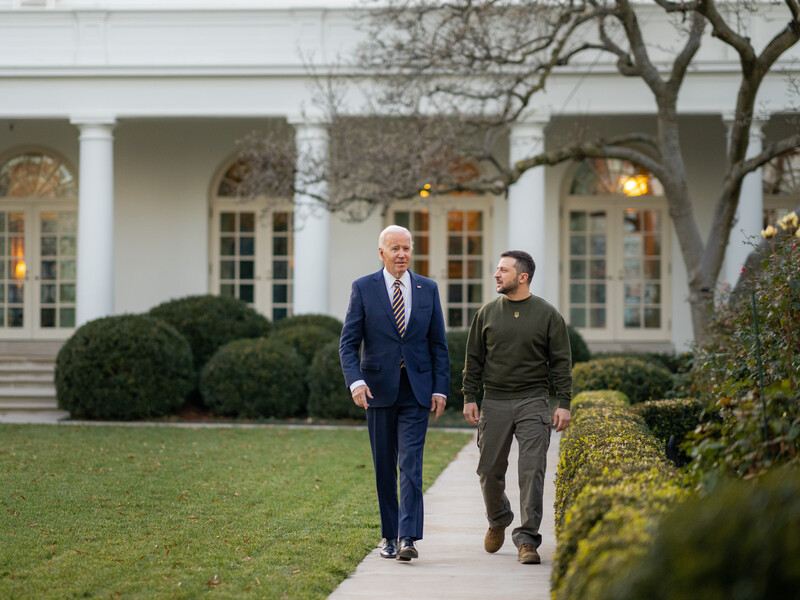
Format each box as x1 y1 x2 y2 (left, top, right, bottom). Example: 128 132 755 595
500 250 535 283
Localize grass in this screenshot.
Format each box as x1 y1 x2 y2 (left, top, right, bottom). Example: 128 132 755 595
0 424 471 600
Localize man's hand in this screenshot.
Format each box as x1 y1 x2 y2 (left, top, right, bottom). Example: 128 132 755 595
430 396 447 421
553 408 571 432
351 384 373 409
463 402 479 426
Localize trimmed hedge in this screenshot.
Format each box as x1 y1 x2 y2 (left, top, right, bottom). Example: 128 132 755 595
554 472 688 600
55 315 193 420
572 357 674 403
272 324 338 364
199 338 306 419
606 467 800 600
307 340 365 421
272 313 343 337
149 294 271 372
632 398 704 445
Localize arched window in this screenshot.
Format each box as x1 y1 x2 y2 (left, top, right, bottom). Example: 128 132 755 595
0 152 77 199
763 150 800 227
0 151 77 337
209 158 293 321
563 157 670 344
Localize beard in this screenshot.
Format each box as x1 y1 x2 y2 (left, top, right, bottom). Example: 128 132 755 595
497 278 519 296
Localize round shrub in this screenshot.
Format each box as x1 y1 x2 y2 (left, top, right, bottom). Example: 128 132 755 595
607 467 800 600
571 390 630 413
567 324 591 364
306 340 365 421
199 338 307 419
632 398 704 445
55 314 193 420
272 324 338 363
149 294 271 372
572 357 674 403
446 330 480 409
273 313 343 337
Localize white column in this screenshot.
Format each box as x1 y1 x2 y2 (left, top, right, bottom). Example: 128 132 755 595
291 119 330 315
724 115 766 287
71 117 116 326
508 116 549 297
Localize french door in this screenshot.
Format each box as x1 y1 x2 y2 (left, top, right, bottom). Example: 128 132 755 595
209 204 293 321
391 197 493 330
563 198 671 343
0 203 77 339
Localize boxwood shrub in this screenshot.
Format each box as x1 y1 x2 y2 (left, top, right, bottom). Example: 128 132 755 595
149 294 271 372
632 398 704 445
272 313 343 337
572 357 674 403
55 314 193 420
606 467 800 600
567 324 591 364
570 390 630 412
306 340 365 421
272 324 338 363
553 469 688 599
199 338 306 419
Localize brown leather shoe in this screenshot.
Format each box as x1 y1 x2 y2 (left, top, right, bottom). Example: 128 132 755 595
484 526 505 553
517 543 541 564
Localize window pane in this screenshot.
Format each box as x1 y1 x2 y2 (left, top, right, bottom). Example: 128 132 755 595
467 260 482 278
644 308 661 328
449 260 463 279
413 211 429 230
644 235 661 256
220 284 235 298
644 260 661 279
570 308 586 328
645 283 661 304
59 236 76 256
273 284 288 303
8 307 23 327
623 235 642 256
394 211 409 228
590 235 606 256
273 237 288 256
467 283 482 303
273 307 288 321
273 260 288 279
61 212 77 234
447 212 464 232
466 235 482 255
240 212 255 233
220 260 235 280
239 237 254 256
589 284 606 304
466 211 482 231
59 284 76 303
41 236 57 256
413 259 429 276
570 283 586 303
273 212 290 232
570 236 587 256
623 258 640 278
41 261 57 280
61 260 76 280
623 210 640 232
643 211 660 232
448 308 463 328
220 237 236 256
239 284 254 303
240 260 254 280
589 308 606 328
448 236 463 255
414 235 429 254
589 212 607 232
220 213 236 232
40 308 56 328
41 214 58 233
41 284 56 303
570 212 587 232
624 307 641 328
570 260 586 279
60 307 75 328
448 284 463 303
589 260 606 279
625 283 642 303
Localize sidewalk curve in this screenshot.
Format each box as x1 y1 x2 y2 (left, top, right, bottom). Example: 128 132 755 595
329 430 561 600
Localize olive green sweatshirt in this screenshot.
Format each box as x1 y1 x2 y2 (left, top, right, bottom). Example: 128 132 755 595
462 294 572 409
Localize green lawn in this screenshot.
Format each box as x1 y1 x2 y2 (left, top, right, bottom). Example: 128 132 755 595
1 425 471 600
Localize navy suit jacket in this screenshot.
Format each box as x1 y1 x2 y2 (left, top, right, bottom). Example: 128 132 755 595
339 269 449 408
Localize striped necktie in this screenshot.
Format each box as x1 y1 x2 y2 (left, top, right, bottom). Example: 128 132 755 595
392 280 406 337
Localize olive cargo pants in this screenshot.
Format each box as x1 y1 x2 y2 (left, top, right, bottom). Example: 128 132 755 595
476 396 551 548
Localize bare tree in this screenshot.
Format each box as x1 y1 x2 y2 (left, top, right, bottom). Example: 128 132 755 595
241 0 800 343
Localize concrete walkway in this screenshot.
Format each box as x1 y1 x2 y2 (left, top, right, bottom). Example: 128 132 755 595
329 431 561 600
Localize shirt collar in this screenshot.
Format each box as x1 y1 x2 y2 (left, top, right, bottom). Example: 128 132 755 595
382 267 411 288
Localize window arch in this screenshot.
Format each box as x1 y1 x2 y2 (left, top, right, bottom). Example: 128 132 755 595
569 157 664 197
0 151 77 199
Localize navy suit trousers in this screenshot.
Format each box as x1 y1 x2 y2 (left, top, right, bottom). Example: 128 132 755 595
366 369 430 540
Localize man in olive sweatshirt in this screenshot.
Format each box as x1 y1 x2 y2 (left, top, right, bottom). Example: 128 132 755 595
462 250 572 565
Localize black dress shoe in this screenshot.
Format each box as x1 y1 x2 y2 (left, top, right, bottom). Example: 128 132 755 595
380 538 397 559
397 537 418 561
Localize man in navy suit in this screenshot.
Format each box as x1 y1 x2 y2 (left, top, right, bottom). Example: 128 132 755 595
340 225 450 561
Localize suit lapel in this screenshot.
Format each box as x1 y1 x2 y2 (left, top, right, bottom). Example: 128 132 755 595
406 271 421 333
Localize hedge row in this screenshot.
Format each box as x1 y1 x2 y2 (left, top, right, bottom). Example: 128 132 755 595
572 357 675 403
552 392 687 599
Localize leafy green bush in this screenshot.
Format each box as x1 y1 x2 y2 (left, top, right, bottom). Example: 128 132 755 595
272 324 338 364
56 315 193 420
553 471 688 600
199 338 306 419
567 324 591 364
689 223 800 483
572 357 674 403
571 390 630 412
149 294 271 373
272 313 343 337
306 340 365 421
555 402 670 531
606 467 800 600
633 398 704 444
591 351 690 374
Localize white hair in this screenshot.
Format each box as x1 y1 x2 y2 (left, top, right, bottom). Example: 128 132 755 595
379 225 413 250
